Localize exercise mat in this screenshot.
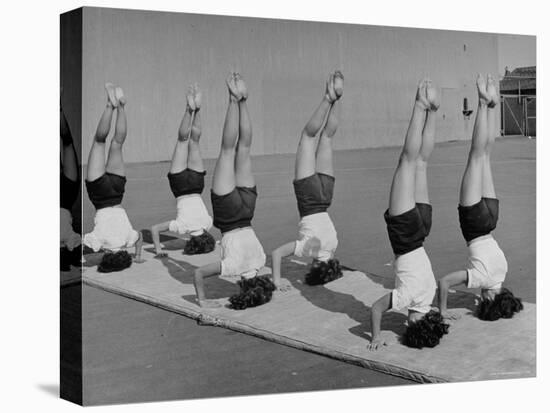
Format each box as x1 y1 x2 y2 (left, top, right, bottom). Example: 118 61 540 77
82 240 535 383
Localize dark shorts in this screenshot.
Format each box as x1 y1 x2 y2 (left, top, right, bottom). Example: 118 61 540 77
293 173 335 218
458 197 499 242
60 172 79 211
211 186 257 234
85 173 126 210
384 203 432 256
167 168 206 198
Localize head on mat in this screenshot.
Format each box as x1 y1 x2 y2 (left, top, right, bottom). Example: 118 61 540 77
97 250 133 273
228 275 276 310
193 73 267 309
271 71 343 290
477 288 523 321
402 309 449 349
304 257 343 286
83 83 144 266
368 79 446 351
437 74 523 323
183 230 216 255
151 84 216 258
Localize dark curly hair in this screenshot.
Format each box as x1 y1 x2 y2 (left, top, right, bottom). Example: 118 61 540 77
304 258 343 286
402 310 450 349
477 288 523 321
229 275 276 310
184 231 216 255
98 250 132 273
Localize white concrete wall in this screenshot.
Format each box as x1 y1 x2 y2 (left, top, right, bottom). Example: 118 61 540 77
82 7 502 163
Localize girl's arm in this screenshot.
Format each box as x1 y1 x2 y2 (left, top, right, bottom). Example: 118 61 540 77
151 221 170 257
271 241 296 290
367 293 392 351
438 270 468 319
133 231 145 263
194 261 222 308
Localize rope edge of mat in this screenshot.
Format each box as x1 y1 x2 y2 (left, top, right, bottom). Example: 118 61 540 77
82 275 449 384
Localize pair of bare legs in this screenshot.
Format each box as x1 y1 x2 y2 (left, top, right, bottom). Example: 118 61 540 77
87 83 128 181
151 85 205 257
193 73 254 308
271 71 344 290
438 74 499 320
87 83 143 261
367 79 439 351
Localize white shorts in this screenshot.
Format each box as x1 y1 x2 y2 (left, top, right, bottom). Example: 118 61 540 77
60 208 81 251
83 206 139 252
391 247 436 314
168 194 213 236
220 227 266 279
466 236 507 290
294 212 338 262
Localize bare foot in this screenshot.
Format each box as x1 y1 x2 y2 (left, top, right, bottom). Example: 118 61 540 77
193 83 202 110
186 85 196 111
486 74 498 108
234 73 248 101
105 83 118 107
325 73 337 103
226 73 240 101
476 74 492 106
333 70 344 99
199 299 222 309
415 79 430 110
115 87 126 107
425 79 440 111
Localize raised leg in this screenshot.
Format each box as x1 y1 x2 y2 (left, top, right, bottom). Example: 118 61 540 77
316 98 340 176
87 101 114 181
295 77 334 180
235 97 255 188
169 104 192 174
483 74 498 199
105 87 127 176
105 103 127 177
188 109 205 172
212 75 239 196
414 81 438 204
388 80 428 216
232 74 255 188
460 75 490 207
